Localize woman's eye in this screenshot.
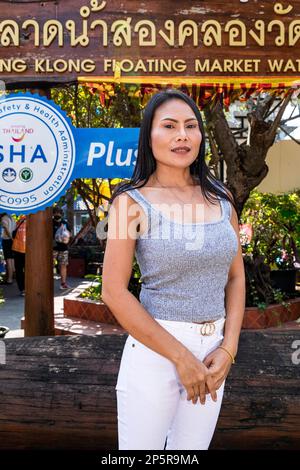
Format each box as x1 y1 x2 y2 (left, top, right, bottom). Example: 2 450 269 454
164 124 197 129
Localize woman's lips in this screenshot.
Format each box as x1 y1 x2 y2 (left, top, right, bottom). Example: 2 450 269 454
171 146 191 154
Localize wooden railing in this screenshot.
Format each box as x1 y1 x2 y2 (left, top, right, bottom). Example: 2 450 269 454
0 327 299 450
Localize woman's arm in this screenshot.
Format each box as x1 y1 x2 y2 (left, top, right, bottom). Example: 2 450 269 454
203 201 245 387
222 205 246 358
1 219 11 238
102 192 216 405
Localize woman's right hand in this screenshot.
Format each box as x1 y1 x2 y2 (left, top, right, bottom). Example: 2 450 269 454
174 348 217 405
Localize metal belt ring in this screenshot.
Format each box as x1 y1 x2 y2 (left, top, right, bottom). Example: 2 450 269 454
200 323 216 336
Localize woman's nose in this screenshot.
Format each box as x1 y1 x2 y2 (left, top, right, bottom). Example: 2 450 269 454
175 127 188 140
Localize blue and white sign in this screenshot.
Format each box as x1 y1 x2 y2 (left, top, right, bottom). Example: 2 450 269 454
0 93 139 214
73 127 139 180
0 93 75 214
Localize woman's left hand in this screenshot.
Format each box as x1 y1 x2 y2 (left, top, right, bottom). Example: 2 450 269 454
203 348 233 391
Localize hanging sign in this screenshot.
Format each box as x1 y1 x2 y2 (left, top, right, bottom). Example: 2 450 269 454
0 93 139 214
1 1 300 86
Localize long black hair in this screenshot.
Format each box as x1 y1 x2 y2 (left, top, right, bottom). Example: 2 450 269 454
109 89 238 216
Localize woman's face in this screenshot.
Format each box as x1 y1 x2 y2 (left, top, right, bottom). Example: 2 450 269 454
150 98 202 169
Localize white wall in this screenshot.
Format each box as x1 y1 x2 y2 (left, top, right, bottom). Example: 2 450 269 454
256 140 300 193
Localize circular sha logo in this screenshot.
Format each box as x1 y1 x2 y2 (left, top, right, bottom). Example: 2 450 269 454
0 93 75 213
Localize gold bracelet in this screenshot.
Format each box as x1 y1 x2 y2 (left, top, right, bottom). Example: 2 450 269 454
217 346 235 364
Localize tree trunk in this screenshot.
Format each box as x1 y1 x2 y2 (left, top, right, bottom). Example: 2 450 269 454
204 90 294 217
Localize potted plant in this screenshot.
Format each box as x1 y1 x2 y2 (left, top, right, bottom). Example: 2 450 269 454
241 190 300 296
240 190 300 328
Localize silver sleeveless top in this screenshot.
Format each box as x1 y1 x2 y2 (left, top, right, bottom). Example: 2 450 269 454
126 188 239 323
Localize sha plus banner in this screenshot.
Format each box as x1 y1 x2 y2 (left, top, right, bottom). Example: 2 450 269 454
0 93 139 214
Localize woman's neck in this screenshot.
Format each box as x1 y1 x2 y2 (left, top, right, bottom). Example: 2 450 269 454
150 172 198 189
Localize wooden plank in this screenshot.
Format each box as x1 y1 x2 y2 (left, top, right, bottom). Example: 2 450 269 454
0 328 299 449
0 1 300 85
211 329 300 449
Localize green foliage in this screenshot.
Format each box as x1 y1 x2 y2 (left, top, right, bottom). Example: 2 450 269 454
51 83 142 129
273 288 287 304
128 259 142 299
80 274 103 301
240 189 300 270
80 259 141 302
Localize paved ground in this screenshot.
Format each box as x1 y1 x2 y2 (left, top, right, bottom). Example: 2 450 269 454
0 276 84 338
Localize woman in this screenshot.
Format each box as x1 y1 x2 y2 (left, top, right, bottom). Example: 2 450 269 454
102 89 245 450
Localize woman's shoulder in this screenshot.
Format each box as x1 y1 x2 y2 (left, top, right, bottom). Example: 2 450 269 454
110 188 147 220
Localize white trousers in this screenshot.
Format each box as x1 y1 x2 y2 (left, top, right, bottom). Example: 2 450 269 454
115 316 226 450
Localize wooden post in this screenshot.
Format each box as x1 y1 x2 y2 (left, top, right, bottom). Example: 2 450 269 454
24 87 54 336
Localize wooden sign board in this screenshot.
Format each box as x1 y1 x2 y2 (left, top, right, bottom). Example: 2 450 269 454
1 1 300 87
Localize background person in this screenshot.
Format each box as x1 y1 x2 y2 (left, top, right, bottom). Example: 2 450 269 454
52 206 72 290
12 215 26 296
0 213 16 284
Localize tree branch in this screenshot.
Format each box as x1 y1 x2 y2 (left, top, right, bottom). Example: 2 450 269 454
266 89 294 145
